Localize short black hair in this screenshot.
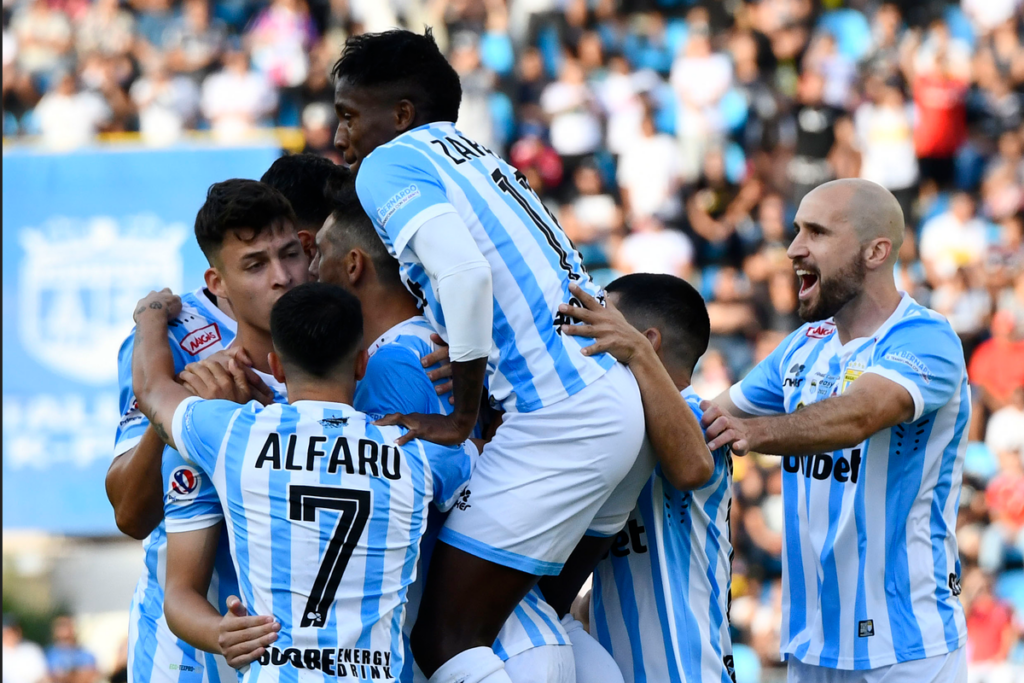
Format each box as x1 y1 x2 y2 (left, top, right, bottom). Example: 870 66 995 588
605 274 710 374
324 180 404 289
331 28 462 123
270 282 363 378
194 179 298 262
260 154 351 232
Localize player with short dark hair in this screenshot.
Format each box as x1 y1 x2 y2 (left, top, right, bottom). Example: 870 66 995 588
130 282 474 682
330 28 709 683
557 275 734 682
110 178 307 683
260 153 349 236
315 188 577 682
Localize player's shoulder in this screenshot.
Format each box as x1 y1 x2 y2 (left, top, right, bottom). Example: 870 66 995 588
359 129 435 177
383 317 438 361
881 296 962 350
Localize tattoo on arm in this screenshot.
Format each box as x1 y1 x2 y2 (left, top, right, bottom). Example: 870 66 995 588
150 302 163 311
153 420 171 445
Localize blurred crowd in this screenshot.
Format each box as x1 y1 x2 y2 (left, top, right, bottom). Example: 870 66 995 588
3 0 1024 680
3 614 118 683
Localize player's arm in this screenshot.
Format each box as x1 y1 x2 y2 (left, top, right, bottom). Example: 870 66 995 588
702 373 915 455
376 214 491 446
559 284 714 490
164 525 225 651
133 291 252 448
105 427 166 539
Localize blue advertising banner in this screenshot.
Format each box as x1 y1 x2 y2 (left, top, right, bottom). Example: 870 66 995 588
2 143 283 535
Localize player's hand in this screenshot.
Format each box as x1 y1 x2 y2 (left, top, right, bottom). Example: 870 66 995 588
373 412 472 447
421 334 454 404
218 596 280 669
201 347 276 406
700 400 752 455
557 283 650 364
179 359 252 404
133 289 181 323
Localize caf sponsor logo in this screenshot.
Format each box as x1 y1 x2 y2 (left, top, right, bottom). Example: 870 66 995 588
168 466 201 502
18 215 186 384
179 323 221 355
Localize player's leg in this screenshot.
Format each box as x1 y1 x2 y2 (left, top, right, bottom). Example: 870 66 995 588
411 543 536 678
503 645 575 683
415 363 645 678
537 536 615 618
560 615 624 683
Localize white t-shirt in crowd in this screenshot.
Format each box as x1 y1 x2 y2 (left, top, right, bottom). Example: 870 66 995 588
617 133 682 218
616 227 693 277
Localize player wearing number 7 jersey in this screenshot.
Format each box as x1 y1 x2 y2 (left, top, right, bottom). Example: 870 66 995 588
130 282 474 683
333 29 661 683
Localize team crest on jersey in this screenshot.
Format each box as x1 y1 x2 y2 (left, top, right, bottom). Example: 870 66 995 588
805 322 835 339
841 362 866 393
179 323 221 355
18 215 186 384
167 466 201 502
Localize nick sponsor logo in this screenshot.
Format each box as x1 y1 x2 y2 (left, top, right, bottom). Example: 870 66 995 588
179 323 221 355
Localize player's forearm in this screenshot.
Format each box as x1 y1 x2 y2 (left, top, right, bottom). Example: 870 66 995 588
629 347 713 490
448 357 488 437
164 586 225 655
746 393 882 456
105 426 165 540
132 309 191 448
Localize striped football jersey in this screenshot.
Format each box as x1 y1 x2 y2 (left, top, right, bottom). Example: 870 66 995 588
730 293 969 669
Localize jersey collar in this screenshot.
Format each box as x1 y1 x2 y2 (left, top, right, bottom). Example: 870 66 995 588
367 315 431 358
191 287 238 334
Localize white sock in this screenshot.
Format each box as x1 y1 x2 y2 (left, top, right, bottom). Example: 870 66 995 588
427 646 514 683
561 614 625 683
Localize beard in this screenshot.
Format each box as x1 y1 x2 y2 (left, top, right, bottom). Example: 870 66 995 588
797 254 866 322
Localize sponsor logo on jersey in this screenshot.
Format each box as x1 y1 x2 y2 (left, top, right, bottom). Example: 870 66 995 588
805 322 835 339
18 215 187 384
858 620 874 637
949 572 962 596
884 351 932 384
258 646 392 678
453 487 472 511
179 323 221 355
782 449 862 484
168 466 201 502
377 184 420 228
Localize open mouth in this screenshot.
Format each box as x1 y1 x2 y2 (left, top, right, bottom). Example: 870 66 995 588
796 269 819 300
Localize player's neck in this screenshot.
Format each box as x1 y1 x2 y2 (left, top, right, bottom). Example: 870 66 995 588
361 286 423 348
235 321 275 374
832 280 903 345
285 380 356 407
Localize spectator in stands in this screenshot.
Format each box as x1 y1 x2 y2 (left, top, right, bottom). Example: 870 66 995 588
540 54 602 193
200 44 276 142
75 0 135 59
613 214 693 279
10 0 71 88
970 310 1024 435
3 615 49 683
920 192 989 283
451 31 498 154
785 69 842 206
34 70 109 149
616 111 680 221
162 0 227 81
45 615 97 683
130 57 199 145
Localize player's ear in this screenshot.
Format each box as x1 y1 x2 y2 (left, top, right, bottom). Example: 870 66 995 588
297 230 315 261
864 237 892 271
644 327 662 353
346 249 365 286
353 348 369 382
395 99 416 133
268 352 286 384
205 266 227 299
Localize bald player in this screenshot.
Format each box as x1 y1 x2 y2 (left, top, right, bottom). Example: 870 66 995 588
701 179 969 682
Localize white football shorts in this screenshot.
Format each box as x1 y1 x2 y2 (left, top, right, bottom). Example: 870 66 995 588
439 362 645 575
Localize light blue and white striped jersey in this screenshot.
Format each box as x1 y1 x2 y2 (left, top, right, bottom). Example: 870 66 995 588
730 293 969 670
354 318 570 680
355 122 616 414
171 395 473 683
114 288 241 683
591 388 734 683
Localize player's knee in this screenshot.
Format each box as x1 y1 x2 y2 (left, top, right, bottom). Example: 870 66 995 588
411 614 492 676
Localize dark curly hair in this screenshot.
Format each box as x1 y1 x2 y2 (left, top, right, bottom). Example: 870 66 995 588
331 28 462 123
260 154 351 233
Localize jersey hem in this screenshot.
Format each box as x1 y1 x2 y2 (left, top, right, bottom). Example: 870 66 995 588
502 360 612 414
165 513 224 533
171 396 202 465
438 527 564 576
782 633 968 670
